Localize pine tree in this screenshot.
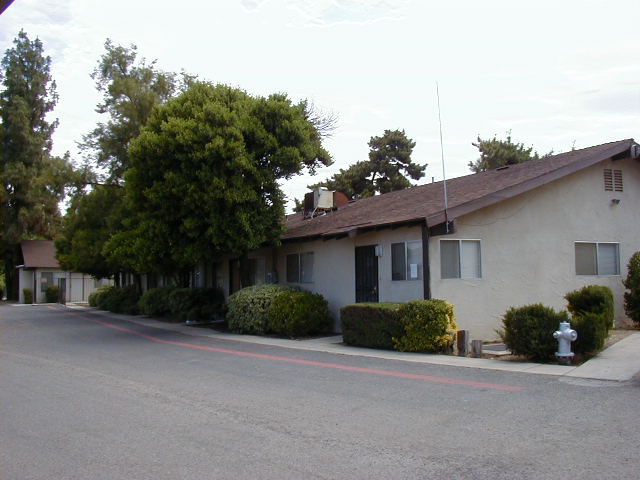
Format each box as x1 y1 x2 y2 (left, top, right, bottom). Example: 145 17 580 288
0 30 63 299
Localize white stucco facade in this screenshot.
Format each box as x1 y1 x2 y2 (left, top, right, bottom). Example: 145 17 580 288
217 156 639 340
17 268 112 304
431 157 640 339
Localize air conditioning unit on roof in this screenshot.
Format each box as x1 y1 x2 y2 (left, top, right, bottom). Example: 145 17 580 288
315 187 334 209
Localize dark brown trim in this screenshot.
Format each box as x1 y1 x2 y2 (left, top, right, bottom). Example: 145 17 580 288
421 222 431 300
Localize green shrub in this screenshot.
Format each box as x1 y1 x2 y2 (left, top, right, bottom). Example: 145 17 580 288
341 303 404 349
571 312 609 355
393 299 457 353
138 286 177 317
45 285 60 303
98 285 140 315
168 287 225 321
227 284 298 334
623 251 640 325
268 290 332 337
565 285 615 356
565 285 614 330
23 288 33 304
499 304 568 362
89 285 114 307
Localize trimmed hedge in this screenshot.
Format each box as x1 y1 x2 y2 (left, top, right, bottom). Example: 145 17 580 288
623 251 640 325
341 299 456 353
565 285 614 355
138 286 177 316
227 284 298 334
268 290 332 337
23 288 33 304
167 287 225 321
341 303 404 349
393 299 457 353
45 285 60 303
499 304 568 362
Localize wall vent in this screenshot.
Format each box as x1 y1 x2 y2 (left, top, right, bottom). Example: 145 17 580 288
604 169 623 192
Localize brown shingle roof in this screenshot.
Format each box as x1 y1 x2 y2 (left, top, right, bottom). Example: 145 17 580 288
283 139 637 241
20 240 60 268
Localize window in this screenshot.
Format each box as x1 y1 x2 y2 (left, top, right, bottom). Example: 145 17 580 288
391 241 422 280
40 272 54 293
575 242 620 275
604 169 623 192
250 257 266 285
286 252 314 283
440 240 482 279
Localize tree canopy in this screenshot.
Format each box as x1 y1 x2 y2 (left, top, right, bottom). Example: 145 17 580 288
309 129 424 200
1 30 76 298
57 40 188 279
468 134 546 173
79 39 190 184
105 82 331 276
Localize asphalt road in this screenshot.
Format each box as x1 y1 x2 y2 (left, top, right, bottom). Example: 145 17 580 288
1 304 638 480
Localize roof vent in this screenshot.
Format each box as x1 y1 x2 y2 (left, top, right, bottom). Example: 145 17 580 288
496 166 510 171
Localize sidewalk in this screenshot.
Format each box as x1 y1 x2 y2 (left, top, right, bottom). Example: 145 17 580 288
67 304 640 382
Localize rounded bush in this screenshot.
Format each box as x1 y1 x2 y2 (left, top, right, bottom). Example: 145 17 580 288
571 312 609 355
23 288 33 304
393 299 457 353
89 285 114 307
623 251 640 325
98 285 140 315
565 285 614 330
45 285 60 303
268 290 332 337
226 284 298 334
138 286 177 317
499 304 568 362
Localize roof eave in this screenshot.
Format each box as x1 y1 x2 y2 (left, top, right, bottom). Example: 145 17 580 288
428 140 637 224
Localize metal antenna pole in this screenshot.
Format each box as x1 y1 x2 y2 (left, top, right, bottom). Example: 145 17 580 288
436 82 449 231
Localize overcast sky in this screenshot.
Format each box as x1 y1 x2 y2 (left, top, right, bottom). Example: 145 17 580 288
2 0 640 210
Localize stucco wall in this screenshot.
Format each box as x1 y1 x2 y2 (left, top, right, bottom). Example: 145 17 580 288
431 157 640 339
216 157 639 339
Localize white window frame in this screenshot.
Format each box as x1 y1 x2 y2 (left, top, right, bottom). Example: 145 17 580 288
574 241 620 276
391 241 422 281
439 239 483 280
286 252 314 283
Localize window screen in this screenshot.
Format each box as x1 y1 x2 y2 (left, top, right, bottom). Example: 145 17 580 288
441 240 481 279
440 240 461 279
286 254 299 283
575 242 619 276
391 243 406 280
406 241 422 280
300 252 314 283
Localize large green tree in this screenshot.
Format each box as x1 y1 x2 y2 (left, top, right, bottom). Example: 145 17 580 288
57 40 186 280
1 31 74 299
310 129 424 200
468 134 547 173
107 82 331 278
79 39 188 184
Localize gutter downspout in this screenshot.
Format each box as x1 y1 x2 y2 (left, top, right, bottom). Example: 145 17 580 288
421 220 431 300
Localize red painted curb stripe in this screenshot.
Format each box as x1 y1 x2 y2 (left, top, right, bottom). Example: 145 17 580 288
66 309 523 392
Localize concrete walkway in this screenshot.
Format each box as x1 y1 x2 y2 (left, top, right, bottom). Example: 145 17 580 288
66 304 640 382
